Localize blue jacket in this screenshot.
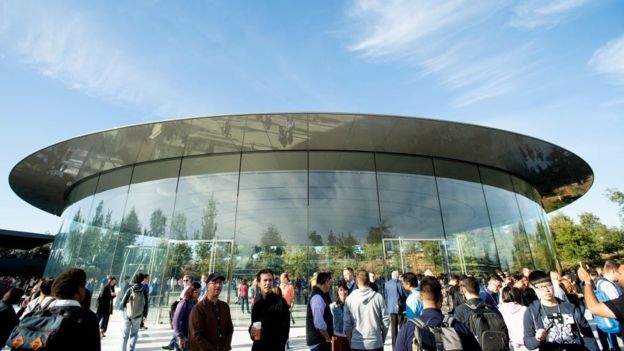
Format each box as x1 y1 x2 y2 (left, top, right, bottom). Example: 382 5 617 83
523 299 598 351
395 308 481 351
384 279 404 314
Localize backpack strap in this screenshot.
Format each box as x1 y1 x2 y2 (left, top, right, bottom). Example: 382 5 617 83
442 314 455 327
409 318 428 350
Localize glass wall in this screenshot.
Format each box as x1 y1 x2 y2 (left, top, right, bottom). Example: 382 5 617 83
47 151 558 322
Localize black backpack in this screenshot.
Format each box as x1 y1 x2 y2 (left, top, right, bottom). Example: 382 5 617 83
6 302 78 351
466 302 510 351
169 299 180 327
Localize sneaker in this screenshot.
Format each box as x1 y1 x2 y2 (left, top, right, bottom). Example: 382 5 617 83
161 346 174 350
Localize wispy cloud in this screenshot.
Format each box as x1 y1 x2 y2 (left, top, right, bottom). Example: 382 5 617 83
347 0 498 58
0 3 197 117
345 0 541 107
510 0 590 29
589 35 624 85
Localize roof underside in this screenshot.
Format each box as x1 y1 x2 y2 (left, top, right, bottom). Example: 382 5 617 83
9 113 593 215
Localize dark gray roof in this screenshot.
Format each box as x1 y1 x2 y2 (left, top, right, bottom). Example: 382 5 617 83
9 113 593 215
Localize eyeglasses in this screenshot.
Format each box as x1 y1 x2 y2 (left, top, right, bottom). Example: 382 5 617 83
533 283 553 291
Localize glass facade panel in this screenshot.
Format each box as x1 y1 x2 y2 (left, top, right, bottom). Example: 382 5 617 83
236 152 307 274
377 154 442 240
82 168 133 286
480 167 533 272
46 150 560 325
120 160 180 318
434 159 499 274
309 151 381 273
513 176 558 271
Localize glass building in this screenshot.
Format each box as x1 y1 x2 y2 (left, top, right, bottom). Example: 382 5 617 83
10 113 592 323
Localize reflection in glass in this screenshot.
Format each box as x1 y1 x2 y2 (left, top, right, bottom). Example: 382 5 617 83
480 167 533 272
435 159 499 274
377 154 443 240
46 150 564 325
513 176 558 271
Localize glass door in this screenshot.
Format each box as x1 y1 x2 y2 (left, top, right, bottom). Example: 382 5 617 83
383 238 449 277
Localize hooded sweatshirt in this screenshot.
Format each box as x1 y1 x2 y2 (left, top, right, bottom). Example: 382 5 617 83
499 302 527 347
343 286 389 350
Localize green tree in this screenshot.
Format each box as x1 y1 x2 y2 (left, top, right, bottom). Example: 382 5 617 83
111 208 140 276
201 196 218 240
170 213 188 240
149 208 168 237
550 213 599 268
308 230 323 246
167 243 192 277
606 188 624 225
366 219 393 244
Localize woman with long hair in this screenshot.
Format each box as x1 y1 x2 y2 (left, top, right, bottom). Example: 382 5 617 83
330 282 350 351
173 281 201 351
96 275 117 338
498 286 527 351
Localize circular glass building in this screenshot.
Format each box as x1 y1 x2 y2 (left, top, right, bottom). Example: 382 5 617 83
10 113 592 316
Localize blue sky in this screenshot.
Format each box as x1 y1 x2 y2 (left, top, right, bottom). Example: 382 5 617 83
1 0 623 234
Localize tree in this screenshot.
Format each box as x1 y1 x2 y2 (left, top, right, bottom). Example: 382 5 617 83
170 213 188 240
366 219 393 244
201 196 218 240
149 208 167 237
550 213 599 268
167 242 192 277
308 230 323 246
606 188 624 225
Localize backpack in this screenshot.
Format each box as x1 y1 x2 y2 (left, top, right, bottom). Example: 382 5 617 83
397 283 407 315
410 315 463 351
594 279 621 334
6 301 78 351
169 299 180 327
126 286 146 319
466 303 510 351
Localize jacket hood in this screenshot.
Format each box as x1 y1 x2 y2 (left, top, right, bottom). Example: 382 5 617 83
499 302 525 314
132 284 144 292
354 287 377 304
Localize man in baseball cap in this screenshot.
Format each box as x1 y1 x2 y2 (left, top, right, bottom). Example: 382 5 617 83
188 273 233 350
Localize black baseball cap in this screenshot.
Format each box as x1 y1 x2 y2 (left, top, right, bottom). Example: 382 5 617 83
208 272 225 282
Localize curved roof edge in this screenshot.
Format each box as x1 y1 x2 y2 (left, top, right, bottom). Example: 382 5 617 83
9 113 593 215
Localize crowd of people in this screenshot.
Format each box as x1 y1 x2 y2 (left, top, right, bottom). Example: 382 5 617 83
1 260 624 350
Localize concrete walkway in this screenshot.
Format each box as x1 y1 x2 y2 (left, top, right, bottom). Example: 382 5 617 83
101 309 394 350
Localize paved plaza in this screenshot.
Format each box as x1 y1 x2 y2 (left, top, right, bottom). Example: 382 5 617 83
100 304 394 351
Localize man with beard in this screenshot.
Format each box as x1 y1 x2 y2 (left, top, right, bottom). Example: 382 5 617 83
249 268 291 351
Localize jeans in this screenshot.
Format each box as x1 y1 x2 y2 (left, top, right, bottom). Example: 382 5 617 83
98 313 110 332
121 317 141 351
240 296 249 313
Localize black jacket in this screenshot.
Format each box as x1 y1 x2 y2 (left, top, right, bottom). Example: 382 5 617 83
250 292 291 351
96 285 115 316
0 301 19 347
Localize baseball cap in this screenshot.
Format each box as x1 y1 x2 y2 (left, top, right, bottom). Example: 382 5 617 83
208 272 225 282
